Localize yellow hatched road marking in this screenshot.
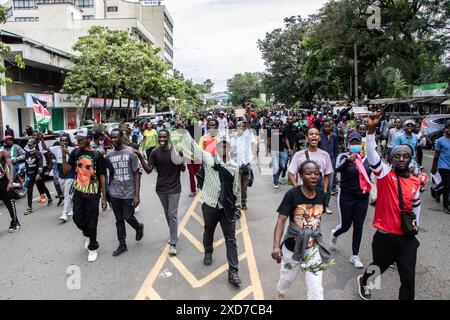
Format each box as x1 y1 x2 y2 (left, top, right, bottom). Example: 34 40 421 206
134 192 264 300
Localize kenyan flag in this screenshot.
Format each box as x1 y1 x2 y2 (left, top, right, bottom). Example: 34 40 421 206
32 96 51 126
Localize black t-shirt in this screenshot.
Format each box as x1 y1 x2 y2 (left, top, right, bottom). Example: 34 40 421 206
25 151 42 177
336 155 371 198
149 147 182 194
68 148 107 198
268 125 287 152
284 124 299 149
277 187 325 251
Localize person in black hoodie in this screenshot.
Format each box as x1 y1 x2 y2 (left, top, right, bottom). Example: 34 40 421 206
24 138 52 215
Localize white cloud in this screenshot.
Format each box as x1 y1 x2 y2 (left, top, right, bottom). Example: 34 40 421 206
164 0 327 91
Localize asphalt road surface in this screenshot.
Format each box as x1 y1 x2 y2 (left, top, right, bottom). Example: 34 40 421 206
0 149 448 300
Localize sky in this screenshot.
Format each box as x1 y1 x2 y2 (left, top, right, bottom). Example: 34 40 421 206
164 0 327 92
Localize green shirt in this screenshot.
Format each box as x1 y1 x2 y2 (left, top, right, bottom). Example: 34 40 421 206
172 130 240 208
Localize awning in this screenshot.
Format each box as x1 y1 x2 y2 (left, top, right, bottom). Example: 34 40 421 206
368 98 399 105
441 99 450 105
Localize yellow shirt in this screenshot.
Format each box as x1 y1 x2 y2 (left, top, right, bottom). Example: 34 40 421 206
143 129 157 150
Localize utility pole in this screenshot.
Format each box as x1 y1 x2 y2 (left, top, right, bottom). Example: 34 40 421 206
354 43 358 107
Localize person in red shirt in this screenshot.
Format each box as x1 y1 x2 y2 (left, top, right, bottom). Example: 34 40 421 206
306 111 316 129
357 111 421 301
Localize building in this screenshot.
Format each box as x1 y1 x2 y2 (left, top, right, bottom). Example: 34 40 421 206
2 0 174 67
0 29 72 137
0 30 140 137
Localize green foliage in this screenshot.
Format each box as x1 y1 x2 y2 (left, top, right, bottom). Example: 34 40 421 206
0 5 25 86
258 0 450 103
382 67 411 98
227 72 267 106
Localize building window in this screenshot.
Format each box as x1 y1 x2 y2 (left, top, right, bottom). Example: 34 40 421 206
15 16 38 21
75 0 93 8
164 44 173 58
164 12 173 32
13 0 37 10
164 28 173 46
82 15 94 20
107 6 118 12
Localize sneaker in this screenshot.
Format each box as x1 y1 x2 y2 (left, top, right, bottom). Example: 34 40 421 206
350 255 364 268
136 223 144 241
357 275 371 300
444 208 450 215
242 205 248 211
228 270 242 286
84 237 90 250
330 230 337 249
24 207 33 215
325 207 332 214
203 252 212 266
8 222 21 233
135 205 140 213
88 250 98 262
189 192 196 197
47 199 53 206
275 291 285 300
38 195 46 203
168 245 177 256
274 184 279 189
57 198 64 207
112 246 128 257
68 211 73 217
330 190 338 196
389 263 397 269
59 214 68 222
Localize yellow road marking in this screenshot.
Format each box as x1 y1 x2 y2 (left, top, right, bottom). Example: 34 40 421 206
240 210 264 300
231 286 254 300
135 192 264 300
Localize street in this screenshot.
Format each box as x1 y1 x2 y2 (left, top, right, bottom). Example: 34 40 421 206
0 149 449 300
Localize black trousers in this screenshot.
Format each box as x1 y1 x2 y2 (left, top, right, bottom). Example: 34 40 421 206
416 146 423 166
202 203 239 271
72 192 100 251
110 197 140 246
27 176 51 208
0 177 19 224
439 168 450 210
334 192 369 255
361 231 420 300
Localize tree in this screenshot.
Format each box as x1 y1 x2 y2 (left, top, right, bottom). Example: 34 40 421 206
258 0 450 103
193 79 214 94
0 6 25 86
227 72 266 106
62 26 172 125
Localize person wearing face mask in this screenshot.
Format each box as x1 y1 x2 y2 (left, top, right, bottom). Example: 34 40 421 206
330 132 372 269
24 138 53 215
357 111 421 301
105 129 144 257
288 128 334 214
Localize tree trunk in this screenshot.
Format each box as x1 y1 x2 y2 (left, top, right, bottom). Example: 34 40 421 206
125 98 132 118
79 96 91 126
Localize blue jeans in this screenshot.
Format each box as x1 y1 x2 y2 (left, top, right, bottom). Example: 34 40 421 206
271 149 288 185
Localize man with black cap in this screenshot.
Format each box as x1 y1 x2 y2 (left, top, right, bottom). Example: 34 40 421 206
4 125 14 138
357 111 421 301
62 128 108 262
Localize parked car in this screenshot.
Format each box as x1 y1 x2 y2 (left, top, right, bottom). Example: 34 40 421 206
421 114 450 147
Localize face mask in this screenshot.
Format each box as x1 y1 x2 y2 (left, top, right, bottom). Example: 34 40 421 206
349 145 362 154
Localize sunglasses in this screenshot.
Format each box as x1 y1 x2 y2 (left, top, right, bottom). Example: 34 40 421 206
77 163 93 170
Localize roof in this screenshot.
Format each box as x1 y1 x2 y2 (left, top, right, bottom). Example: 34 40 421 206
0 29 73 59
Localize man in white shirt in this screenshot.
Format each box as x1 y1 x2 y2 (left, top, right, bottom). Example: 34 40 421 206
230 105 256 215
218 111 228 135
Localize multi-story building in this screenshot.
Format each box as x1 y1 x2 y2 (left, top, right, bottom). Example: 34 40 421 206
1 0 174 67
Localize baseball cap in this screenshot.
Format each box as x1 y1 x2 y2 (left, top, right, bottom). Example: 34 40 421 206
347 131 362 142
404 119 415 126
74 128 93 140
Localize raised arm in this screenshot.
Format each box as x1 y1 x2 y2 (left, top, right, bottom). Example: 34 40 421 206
171 129 214 167
367 111 391 179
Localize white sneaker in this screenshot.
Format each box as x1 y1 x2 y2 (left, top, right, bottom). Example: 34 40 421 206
330 230 337 249
350 255 364 268
88 250 98 262
84 237 90 250
68 211 73 217
274 184 279 189
59 214 68 222
325 207 332 214
135 205 140 213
